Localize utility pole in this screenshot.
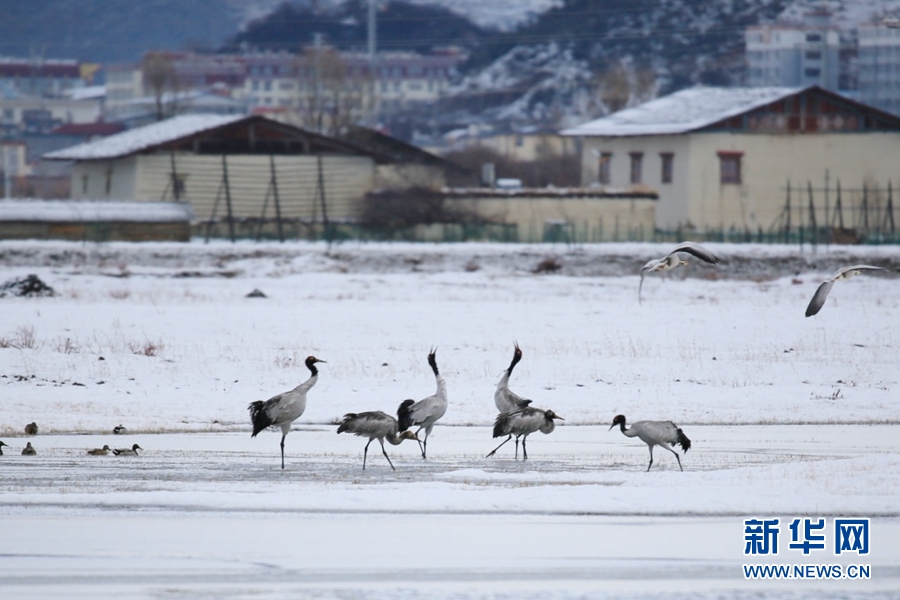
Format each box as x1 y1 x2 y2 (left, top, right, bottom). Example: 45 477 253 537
367 0 379 125
313 32 323 134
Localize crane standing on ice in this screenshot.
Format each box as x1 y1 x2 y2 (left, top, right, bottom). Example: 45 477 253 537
337 411 419 470
486 407 563 460
609 414 691 471
494 343 532 414
397 349 447 459
249 355 325 469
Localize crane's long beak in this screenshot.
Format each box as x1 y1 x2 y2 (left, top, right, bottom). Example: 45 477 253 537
555 415 564 420
608 423 615 431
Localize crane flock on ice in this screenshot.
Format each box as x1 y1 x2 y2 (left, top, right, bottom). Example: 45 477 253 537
3 243 891 471
241 241 892 472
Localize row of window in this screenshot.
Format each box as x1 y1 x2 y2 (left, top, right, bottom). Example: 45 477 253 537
596 152 742 185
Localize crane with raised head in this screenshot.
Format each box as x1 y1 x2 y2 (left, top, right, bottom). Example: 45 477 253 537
249 355 325 469
397 348 447 459
494 343 533 414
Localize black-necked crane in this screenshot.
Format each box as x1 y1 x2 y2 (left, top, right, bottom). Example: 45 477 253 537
396 349 447 459
87 445 111 456
639 242 720 304
0 441 8 455
805 264 887 317
113 444 142 456
486 407 563 460
21 442 36 456
337 411 419 470
609 414 691 471
249 355 325 470
24 422 38 435
494 343 533 414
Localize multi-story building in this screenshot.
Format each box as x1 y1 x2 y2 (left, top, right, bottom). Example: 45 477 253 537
746 19 841 91
0 57 91 98
858 20 900 116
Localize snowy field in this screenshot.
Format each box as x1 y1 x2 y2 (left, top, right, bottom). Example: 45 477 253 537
0 240 898 598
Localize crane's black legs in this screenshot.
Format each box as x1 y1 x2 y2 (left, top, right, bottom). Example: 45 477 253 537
662 444 683 471
363 439 372 470
378 439 396 471
486 434 512 458
647 446 654 472
280 433 286 470
522 436 528 460
414 427 426 458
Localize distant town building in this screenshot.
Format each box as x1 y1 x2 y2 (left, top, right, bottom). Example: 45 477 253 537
563 86 900 234
746 16 842 91
0 57 95 98
858 20 900 116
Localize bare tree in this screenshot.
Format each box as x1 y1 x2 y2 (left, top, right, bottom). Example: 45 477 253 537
593 60 657 115
142 51 181 121
296 46 371 135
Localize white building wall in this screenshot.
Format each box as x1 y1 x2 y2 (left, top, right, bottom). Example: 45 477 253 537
581 131 900 232
70 157 138 200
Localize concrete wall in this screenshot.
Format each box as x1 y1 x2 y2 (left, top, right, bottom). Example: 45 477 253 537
0 221 189 242
72 152 376 222
375 163 446 190
70 157 138 200
445 192 656 242
580 132 900 231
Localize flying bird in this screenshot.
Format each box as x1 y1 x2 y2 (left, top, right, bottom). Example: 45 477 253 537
113 425 127 435
609 414 691 471
805 265 887 317
249 355 325 470
113 444 142 456
486 407 563 460
21 442 36 456
397 349 447 459
87 445 111 456
639 242 720 303
337 411 419 470
494 343 533 414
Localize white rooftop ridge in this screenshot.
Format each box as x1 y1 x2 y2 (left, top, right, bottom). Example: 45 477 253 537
0 200 194 223
561 86 805 137
44 114 246 161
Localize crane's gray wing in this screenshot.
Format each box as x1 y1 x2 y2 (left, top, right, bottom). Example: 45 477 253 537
506 389 532 409
805 280 835 317
639 261 656 304
833 264 886 279
669 242 719 264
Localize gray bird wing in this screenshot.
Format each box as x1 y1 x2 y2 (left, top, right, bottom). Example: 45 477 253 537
669 242 719 264
832 264 886 279
805 280 835 317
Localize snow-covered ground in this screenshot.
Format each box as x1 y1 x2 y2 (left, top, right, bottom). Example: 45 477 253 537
0 240 898 598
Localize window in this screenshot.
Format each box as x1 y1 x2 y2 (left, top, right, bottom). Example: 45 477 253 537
805 68 821 77
660 152 674 184
598 152 612 185
806 33 822 42
805 50 822 60
718 152 743 184
629 152 643 184
81 174 88 194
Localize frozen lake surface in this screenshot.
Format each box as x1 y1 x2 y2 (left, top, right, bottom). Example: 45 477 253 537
1 426 899 599
1 240 898 598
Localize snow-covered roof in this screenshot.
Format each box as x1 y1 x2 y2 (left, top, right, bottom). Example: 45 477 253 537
0 200 194 222
561 86 805 137
44 114 246 161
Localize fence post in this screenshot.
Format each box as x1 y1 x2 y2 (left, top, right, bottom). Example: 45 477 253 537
784 180 791 243
861 182 869 235
270 155 285 242
807 180 817 250
221 154 236 243
835 180 844 229
886 180 896 235
316 154 330 242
